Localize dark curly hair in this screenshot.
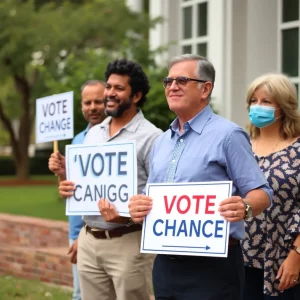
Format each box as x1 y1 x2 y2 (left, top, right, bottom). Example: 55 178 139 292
105 58 150 107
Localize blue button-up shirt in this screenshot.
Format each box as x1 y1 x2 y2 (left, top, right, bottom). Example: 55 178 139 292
147 105 273 240
68 124 90 240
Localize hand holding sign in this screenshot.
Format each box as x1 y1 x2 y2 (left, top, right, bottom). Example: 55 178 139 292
129 194 152 223
48 152 66 178
59 180 76 198
98 198 121 222
219 196 246 221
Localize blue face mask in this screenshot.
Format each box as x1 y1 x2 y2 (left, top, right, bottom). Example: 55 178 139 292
248 105 278 128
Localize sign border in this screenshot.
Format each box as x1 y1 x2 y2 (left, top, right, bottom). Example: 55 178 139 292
141 181 232 256
65 141 137 216
35 91 74 144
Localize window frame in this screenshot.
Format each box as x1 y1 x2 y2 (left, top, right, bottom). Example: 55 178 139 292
180 0 209 57
278 0 300 99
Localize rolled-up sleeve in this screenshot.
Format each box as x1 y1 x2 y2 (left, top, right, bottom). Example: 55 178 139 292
224 128 273 205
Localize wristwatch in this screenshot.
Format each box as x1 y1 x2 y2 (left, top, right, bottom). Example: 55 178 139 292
243 200 252 220
292 245 300 255
126 217 135 227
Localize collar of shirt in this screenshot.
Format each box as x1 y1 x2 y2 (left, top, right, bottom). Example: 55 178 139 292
83 123 90 135
169 105 213 137
99 110 144 133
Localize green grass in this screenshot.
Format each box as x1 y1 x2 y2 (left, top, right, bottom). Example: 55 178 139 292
0 175 57 181
0 276 72 300
0 185 67 221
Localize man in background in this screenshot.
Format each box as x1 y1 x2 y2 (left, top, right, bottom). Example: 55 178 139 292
48 80 106 300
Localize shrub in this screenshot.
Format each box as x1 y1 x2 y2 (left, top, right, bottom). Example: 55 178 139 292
0 156 52 176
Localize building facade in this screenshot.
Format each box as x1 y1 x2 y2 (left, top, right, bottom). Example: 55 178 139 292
128 0 299 128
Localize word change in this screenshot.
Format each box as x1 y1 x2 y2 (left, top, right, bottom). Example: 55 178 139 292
36 92 73 143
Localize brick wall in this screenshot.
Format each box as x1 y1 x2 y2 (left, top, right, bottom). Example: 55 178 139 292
0 213 72 286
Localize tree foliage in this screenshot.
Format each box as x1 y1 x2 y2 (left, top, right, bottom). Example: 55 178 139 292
0 0 171 179
43 49 174 137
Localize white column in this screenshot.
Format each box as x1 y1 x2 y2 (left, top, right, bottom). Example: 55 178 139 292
126 0 143 12
246 0 278 82
149 0 180 65
149 0 168 65
226 0 248 127
223 0 233 120
207 0 226 116
222 0 278 128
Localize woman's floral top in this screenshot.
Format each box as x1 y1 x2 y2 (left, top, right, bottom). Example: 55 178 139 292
241 138 300 296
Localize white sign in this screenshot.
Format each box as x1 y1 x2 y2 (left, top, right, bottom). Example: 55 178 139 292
65 141 137 217
36 91 74 143
141 181 232 257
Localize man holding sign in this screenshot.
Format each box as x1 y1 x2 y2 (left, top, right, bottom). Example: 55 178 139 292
49 80 106 300
129 54 273 300
58 59 162 300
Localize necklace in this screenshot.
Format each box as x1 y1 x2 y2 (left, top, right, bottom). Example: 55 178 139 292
255 136 282 155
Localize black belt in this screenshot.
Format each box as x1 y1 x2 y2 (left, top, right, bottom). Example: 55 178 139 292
228 237 239 246
85 224 142 239
166 237 239 260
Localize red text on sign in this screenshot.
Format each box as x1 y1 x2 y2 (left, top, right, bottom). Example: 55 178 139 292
164 195 216 215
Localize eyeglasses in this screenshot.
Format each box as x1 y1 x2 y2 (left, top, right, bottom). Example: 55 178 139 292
162 76 207 88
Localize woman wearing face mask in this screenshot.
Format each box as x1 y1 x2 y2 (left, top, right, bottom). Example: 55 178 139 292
241 73 300 300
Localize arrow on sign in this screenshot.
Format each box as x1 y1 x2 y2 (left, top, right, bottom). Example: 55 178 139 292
162 245 211 250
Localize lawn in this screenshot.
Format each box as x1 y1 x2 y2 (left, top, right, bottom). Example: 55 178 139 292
0 176 67 221
0 175 57 181
0 276 72 300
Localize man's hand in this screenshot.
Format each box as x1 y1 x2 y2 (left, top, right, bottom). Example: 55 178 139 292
129 194 152 223
67 239 78 264
98 198 129 224
58 180 75 198
48 152 66 178
219 196 245 222
98 198 125 223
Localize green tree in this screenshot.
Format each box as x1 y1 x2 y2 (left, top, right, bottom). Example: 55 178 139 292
43 49 174 140
0 0 160 179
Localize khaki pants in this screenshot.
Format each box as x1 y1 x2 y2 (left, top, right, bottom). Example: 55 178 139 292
77 226 154 300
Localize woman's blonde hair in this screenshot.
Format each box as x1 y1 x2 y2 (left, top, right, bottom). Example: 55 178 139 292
246 73 300 139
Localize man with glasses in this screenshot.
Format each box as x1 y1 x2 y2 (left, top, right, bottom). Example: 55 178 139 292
129 54 273 300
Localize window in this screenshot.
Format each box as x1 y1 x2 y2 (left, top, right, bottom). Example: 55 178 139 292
279 0 300 99
183 45 192 53
282 0 299 22
180 0 208 57
183 6 192 39
282 28 298 77
197 43 207 57
197 2 207 37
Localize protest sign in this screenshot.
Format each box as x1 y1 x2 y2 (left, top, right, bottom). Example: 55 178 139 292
65 141 137 217
141 181 232 257
35 91 74 143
